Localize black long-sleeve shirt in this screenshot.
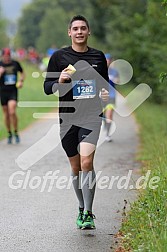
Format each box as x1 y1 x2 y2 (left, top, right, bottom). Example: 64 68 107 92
44 46 109 125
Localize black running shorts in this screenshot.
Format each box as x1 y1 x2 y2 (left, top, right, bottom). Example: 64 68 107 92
60 123 102 157
0 89 18 106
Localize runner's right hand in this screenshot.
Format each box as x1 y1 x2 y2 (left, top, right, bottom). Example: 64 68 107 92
58 68 72 84
0 66 5 76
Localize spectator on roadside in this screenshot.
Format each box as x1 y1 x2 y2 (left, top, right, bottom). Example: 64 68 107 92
47 44 58 58
27 47 39 64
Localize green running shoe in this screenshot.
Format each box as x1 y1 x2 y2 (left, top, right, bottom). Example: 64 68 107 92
81 211 96 229
76 207 84 229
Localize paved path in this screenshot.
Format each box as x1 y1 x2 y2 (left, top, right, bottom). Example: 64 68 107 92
0 97 140 252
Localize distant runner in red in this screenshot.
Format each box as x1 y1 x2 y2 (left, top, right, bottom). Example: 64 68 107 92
0 48 25 144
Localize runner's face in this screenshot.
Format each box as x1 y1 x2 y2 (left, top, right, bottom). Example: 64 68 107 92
3 54 11 63
68 20 90 46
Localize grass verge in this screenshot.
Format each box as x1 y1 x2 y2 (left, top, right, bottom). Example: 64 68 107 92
0 62 57 140
118 100 167 251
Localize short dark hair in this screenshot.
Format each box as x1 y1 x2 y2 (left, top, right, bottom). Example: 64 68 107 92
68 15 90 30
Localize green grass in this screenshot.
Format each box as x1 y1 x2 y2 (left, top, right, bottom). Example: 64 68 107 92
0 62 57 140
119 100 167 251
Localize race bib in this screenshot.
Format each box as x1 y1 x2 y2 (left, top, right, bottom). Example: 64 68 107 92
4 74 16 85
72 79 96 99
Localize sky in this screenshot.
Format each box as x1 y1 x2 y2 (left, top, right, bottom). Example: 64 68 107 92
0 0 32 21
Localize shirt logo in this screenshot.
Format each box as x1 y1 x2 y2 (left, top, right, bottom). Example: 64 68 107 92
82 134 88 138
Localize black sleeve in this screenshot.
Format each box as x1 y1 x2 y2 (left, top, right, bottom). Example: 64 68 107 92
16 61 23 72
102 53 109 83
43 52 60 95
100 52 109 91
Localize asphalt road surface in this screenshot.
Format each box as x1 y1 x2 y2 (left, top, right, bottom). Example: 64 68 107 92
0 97 140 252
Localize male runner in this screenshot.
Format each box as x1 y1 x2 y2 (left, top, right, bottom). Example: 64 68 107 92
44 15 109 229
0 48 25 144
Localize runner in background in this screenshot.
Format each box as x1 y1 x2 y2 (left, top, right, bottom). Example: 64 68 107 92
0 48 25 144
103 53 119 142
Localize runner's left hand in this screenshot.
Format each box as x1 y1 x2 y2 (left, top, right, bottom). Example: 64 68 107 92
16 80 23 89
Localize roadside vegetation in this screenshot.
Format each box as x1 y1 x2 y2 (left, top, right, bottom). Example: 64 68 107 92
117 84 167 252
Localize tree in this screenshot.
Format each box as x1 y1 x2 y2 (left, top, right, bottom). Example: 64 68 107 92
36 8 70 52
159 0 167 92
17 0 49 48
17 0 92 50
16 0 167 103
0 5 8 48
